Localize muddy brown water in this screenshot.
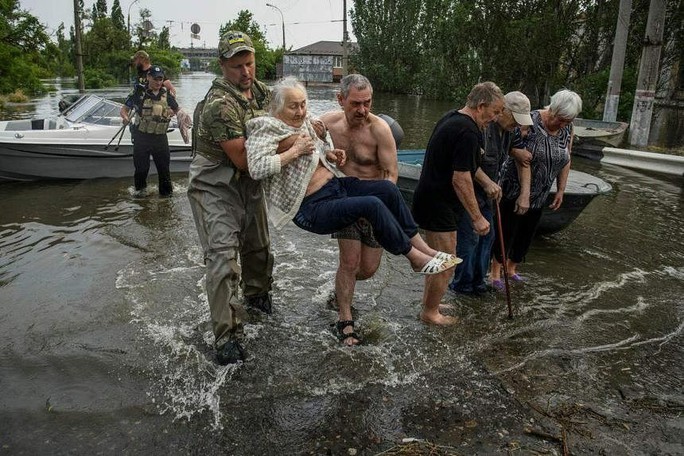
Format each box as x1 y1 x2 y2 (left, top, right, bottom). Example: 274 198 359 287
0 74 682 455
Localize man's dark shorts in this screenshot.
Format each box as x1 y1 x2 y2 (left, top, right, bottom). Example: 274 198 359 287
412 195 464 232
331 218 382 248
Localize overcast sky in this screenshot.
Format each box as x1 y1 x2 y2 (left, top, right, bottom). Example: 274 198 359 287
19 0 356 50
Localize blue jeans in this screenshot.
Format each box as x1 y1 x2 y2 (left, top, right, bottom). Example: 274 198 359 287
450 202 495 293
294 177 417 256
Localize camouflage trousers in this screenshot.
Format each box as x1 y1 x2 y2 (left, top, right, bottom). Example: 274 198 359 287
187 154 274 348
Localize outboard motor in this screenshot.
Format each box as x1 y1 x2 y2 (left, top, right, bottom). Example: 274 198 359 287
377 113 404 149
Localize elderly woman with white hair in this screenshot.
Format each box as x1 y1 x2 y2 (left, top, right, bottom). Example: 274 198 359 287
246 76 460 342
245 77 459 276
490 89 582 288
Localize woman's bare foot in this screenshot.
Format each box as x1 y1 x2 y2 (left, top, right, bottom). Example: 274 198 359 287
419 310 459 325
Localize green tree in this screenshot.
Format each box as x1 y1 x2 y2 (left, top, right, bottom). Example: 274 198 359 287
0 0 53 94
81 15 131 82
157 25 170 50
52 22 75 76
350 0 682 123
111 0 125 31
133 7 153 48
96 0 107 16
216 10 277 80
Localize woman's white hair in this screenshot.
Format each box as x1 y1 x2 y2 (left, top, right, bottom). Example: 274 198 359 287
270 76 307 116
549 89 582 119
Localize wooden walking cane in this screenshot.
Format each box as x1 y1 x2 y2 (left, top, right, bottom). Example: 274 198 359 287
495 201 514 319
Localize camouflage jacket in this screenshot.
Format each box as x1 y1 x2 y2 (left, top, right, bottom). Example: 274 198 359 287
193 77 271 163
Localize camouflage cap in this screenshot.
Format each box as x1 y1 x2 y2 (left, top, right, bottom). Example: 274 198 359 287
218 31 255 59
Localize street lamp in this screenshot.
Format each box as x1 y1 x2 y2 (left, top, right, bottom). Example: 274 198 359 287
127 0 140 36
266 3 285 51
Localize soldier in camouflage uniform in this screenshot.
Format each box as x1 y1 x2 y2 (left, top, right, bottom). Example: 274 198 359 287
187 31 274 365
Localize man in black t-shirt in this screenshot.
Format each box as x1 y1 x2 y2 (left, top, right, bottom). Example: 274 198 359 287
413 81 504 325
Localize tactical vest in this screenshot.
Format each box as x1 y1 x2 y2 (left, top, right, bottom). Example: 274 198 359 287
193 80 269 163
137 91 172 135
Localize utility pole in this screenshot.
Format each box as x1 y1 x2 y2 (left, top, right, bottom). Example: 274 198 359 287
342 0 349 76
266 3 285 51
73 0 85 93
628 0 666 147
127 0 139 37
603 0 632 122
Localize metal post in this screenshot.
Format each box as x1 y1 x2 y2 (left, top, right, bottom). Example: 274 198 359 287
603 0 632 122
127 0 139 36
73 0 85 93
266 3 285 51
628 0 667 147
342 0 349 76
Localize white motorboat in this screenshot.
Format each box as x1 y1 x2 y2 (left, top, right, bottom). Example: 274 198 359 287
0 94 192 181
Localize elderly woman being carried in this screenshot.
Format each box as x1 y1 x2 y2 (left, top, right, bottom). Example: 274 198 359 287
246 76 459 276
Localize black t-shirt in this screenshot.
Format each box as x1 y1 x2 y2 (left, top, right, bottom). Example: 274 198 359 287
414 110 483 206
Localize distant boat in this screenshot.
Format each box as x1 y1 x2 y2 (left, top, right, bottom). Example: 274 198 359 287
573 118 628 148
395 150 612 235
0 94 191 182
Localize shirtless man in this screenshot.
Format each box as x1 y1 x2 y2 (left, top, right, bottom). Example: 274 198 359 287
320 74 398 345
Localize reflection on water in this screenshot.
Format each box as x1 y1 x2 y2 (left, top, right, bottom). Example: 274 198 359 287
0 74 683 455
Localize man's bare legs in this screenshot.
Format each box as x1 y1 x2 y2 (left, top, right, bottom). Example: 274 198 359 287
335 239 383 345
420 230 459 325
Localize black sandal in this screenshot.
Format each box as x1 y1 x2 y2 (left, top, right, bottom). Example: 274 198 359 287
333 320 361 345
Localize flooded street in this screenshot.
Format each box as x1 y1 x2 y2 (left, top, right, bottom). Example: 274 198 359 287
0 74 682 455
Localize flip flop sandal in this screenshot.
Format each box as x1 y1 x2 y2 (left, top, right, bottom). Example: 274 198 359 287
417 255 456 275
434 251 464 265
333 320 361 345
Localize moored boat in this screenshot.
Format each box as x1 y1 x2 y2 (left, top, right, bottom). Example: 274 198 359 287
0 94 191 181
395 150 612 235
573 118 628 148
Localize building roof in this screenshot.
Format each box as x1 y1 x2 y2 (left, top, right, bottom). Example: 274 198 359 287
289 40 358 56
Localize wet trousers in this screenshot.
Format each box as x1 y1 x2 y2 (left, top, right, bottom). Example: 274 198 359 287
293 177 417 256
132 132 172 196
187 154 274 347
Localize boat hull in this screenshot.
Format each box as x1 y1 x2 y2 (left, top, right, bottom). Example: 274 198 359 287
573 118 628 148
0 141 192 181
396 152 612 236
0 94 192 182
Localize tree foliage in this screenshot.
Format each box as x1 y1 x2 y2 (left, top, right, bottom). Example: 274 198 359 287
351 0 682 121
111 0 125 31
0 0 53 94
215 10 277 81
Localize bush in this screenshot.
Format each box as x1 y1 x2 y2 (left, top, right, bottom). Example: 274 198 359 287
84 68 118 89
7 89 29 103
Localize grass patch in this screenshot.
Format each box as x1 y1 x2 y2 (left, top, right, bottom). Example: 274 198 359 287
6 89 29 103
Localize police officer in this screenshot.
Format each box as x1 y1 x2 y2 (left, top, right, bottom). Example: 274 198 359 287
120 65 179 196
187 31 274 365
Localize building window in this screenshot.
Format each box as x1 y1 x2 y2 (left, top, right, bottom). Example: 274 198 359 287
333 56 342 68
